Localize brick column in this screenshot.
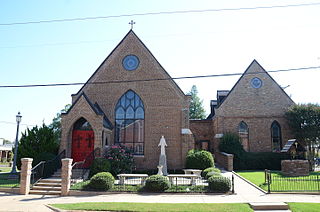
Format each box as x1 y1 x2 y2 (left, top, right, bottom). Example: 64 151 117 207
61 158 73 196
20 158 33 195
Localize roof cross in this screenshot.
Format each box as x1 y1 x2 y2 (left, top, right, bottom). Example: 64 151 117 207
129 20 135 30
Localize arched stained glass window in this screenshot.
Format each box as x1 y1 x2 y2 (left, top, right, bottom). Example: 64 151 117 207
238 121 249 151
115 90 144 155
271 121 282 152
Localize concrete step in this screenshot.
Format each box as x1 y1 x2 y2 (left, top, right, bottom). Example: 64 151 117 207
32 186 61 191
39 178 61 183
29 190 61 195
250 202 289 211
36 182 61 187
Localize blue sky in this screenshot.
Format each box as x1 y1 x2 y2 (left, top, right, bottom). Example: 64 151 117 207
1 0 320 141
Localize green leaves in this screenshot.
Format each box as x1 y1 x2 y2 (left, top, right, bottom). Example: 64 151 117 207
16 124 59 169
187 85 206 120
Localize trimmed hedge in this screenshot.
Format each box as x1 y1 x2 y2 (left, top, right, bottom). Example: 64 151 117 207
89 158 111 178
88 172 114 191
186 149 214 170
144 175 170 192
219 132 290 170
202 167 221 178
208 176 231 192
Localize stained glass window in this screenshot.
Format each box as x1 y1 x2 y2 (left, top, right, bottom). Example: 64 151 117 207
115 90 144 155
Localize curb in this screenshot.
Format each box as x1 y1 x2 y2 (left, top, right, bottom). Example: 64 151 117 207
232 171 268 194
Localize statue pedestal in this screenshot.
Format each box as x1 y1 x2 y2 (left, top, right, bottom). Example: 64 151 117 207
157 165 163 176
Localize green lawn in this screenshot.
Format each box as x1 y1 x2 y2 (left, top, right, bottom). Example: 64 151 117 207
288 203 320 212
237 170 320 192
0 167 12 173
0 173 19 187
51 202 253 212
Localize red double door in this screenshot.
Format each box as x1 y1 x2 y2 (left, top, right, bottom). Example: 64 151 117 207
72 130 94 168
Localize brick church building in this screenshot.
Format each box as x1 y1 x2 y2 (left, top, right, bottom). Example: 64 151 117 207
60 30 294 170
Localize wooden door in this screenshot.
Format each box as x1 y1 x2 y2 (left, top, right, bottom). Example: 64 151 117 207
72 130 94 167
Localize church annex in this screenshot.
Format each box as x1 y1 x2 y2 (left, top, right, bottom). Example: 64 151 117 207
60 30 294 170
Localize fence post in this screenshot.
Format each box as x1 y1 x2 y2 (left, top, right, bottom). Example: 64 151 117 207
61 158 73 196
264 169 267 184
267 170 271 194
20 158 33 195
317 174 320 193
232 175 235 194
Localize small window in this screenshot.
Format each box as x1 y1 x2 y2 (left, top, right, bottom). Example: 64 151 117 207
271 121 282 151
238 121 249 151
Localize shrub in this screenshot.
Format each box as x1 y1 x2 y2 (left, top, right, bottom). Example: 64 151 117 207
88 172 114 191
206 171 222 179
186 149 214 170
89 158 111 178
144 175 170 192
202 167 221 178
219 132 244 157
105 145 134 176
208 176 231 192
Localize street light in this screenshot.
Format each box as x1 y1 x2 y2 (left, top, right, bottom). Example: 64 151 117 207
10 112 22 174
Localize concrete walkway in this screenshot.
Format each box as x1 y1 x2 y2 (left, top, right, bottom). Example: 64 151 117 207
0 172 319 212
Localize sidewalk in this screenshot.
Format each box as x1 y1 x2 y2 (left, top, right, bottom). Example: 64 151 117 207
0 172 319 212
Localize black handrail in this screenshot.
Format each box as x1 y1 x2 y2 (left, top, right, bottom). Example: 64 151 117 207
30 150 66 185
71 147 101 180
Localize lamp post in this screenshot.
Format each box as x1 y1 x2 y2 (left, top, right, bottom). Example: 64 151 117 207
10 112 22 174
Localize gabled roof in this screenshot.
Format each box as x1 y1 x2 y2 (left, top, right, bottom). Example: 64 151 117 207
64 92 113 130
73 30 186 97
217 59 294 109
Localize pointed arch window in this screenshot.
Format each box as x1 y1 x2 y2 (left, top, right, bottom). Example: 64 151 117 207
238 121 249 151
271 121 282 152
115 90 144 155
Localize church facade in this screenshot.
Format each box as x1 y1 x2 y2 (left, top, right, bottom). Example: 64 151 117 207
60 30 194 170
60 30 294 170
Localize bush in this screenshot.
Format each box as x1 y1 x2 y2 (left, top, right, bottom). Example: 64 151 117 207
208 176 231 192
219 132 244 157
88 172 114 191
186 149 214 170
206 171 222 179
89 158 111 178
105 145 134 176
144 175 170 192
202 167 221 178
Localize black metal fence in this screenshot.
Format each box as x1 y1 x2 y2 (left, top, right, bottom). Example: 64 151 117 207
110 175 234 193
265 170 320 193
0 172 20 188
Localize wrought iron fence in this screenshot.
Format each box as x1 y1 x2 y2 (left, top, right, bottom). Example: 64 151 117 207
111 175 234 193
0 172 20 188
265 170 320 193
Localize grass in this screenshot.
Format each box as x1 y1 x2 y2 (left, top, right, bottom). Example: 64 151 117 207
0 172 19 187
0 167 12 173
237 170 320 192
288 203 320 212
51 202 253 212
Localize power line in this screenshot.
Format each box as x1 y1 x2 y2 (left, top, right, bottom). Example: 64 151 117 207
1 2 320 26
0 121 36 127
1 65 319 88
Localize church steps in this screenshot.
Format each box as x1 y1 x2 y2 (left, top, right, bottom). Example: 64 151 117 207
29 170 63 195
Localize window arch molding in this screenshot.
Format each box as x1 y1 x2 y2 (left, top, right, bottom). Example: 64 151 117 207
114 90 145 155
271 120 282 152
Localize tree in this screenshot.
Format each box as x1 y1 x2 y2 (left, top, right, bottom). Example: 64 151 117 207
285 104 320 168
3 139 12 144
49 104 71 144
187 85 206 119
16 124 59 169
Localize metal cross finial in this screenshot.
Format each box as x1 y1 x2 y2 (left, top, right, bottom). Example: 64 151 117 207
129 20 135 30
